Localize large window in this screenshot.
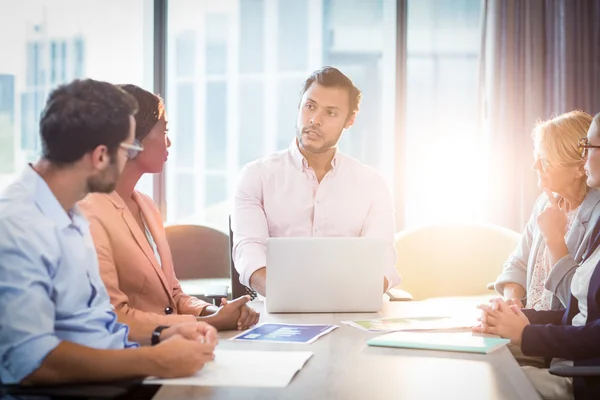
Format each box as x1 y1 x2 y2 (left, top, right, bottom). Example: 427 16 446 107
166 0 397 232
0 0 483 232
0 0 154 195
404 0 483 227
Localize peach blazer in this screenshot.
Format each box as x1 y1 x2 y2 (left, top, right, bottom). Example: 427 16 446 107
79 191 209 326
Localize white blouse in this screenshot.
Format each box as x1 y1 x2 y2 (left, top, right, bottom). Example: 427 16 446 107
141 211 162 268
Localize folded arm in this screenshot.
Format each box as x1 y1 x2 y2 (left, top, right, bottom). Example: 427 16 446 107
521 319 600 360
521 308 566 326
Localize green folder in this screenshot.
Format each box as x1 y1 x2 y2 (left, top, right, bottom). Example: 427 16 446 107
367 331 511 354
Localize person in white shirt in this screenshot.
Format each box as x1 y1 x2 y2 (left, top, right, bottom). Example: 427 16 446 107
232 66 400 297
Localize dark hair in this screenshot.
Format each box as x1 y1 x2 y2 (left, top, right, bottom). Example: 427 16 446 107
300 66 362 116
118 84 165 140
40 79 138 164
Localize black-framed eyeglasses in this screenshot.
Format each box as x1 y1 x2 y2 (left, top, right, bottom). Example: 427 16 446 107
579 137 600 158
120 142 144 159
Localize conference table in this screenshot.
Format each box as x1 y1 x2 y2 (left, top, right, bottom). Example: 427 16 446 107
153 296 541 400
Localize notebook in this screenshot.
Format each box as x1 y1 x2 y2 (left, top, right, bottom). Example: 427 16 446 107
367 331 511 354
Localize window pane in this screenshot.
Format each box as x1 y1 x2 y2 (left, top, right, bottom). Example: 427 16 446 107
204 174 229 231
238 79 264 165
176 31 196 78
277 0 308 72
205 174 227 208
175 173 196 221
206 15 229 75
20 92 40 156
277 78 301 151
0 0 154 196
405 0 483 227
205 81 228 170
174 82 196 168
0 75 15 175
239 0 264 73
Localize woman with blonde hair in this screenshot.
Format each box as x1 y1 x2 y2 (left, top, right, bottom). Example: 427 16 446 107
476 112 600 400
494 110 600 311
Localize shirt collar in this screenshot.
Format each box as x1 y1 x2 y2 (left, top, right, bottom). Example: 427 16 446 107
22 165 88 232
288 139 339 172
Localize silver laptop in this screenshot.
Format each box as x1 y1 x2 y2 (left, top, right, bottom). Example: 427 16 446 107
265 237 385 313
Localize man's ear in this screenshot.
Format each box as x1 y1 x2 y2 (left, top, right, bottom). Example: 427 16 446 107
90 145 110 171
344 111 357 129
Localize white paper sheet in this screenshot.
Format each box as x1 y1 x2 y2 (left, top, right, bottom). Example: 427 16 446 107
144 349 313 387
342 315 475 332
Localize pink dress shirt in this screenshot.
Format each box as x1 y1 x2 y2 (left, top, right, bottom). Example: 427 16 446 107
232 141 400 289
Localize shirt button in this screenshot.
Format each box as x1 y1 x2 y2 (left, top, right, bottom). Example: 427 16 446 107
165 307 173 315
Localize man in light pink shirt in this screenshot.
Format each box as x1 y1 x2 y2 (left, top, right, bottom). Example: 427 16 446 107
232 66 400 297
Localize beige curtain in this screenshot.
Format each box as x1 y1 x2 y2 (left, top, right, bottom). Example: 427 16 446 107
478 0 600 231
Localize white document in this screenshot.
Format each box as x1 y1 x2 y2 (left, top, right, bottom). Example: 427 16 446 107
144 349 313 388
342 315 475 332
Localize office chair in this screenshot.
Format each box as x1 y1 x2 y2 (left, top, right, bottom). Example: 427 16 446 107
165 224 230 280
549 364 600 400
165 224 230 302
394 223 521 300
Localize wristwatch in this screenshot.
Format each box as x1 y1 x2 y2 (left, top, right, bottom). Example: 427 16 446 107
151 325 170 346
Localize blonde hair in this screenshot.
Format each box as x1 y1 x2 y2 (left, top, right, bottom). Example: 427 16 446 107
533 110 593 166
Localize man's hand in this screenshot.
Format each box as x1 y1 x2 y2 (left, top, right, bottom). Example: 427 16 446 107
472 298 530 345
220 297 260 330
161 322 218 345
150 334 215 378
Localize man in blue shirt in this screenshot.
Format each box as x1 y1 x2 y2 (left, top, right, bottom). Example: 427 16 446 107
0 79 217 385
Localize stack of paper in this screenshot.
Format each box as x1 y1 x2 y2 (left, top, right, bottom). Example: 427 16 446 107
145 349 313 387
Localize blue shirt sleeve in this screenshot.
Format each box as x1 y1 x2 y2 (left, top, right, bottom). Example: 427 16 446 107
0 218 62 383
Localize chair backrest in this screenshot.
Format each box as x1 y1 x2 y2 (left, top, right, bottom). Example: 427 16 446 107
229 216 258 300
395 223 521 300
164 224 230 280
